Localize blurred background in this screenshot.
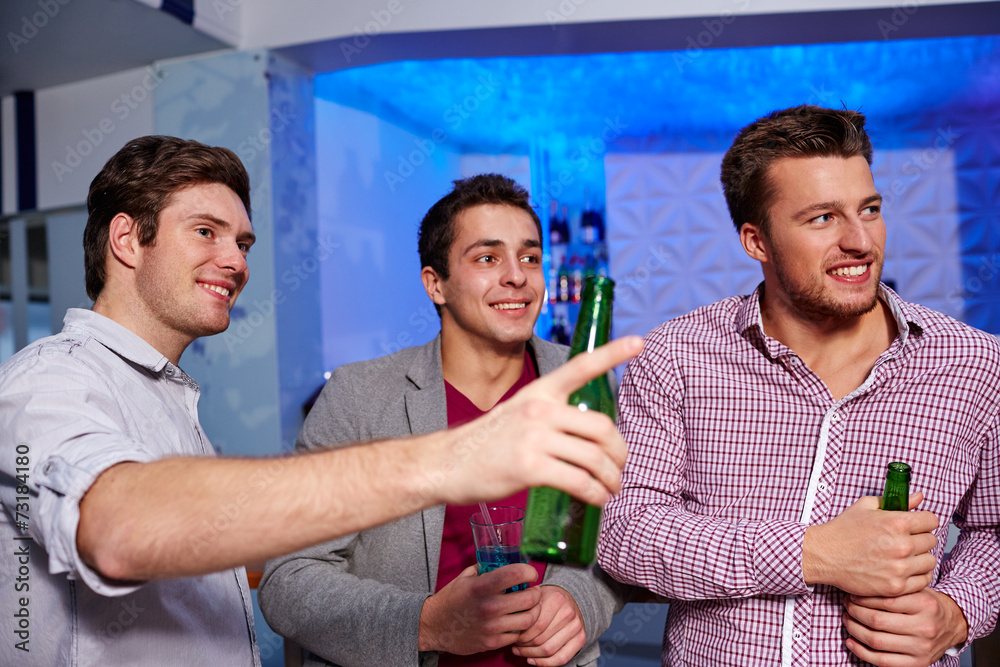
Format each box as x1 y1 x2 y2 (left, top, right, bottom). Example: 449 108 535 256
2 1 998 664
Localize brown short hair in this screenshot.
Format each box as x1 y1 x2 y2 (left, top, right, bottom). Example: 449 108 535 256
720 105 873 233
418 173 542 281
84 135 251 300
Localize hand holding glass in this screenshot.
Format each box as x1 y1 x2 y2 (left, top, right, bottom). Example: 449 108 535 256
469 506 528 593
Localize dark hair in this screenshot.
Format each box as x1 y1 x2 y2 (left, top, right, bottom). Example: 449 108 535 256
417 173 542 280
720 105 873 233
84 135 251 300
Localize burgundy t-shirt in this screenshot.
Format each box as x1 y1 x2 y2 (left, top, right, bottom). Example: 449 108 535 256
436 350 547 667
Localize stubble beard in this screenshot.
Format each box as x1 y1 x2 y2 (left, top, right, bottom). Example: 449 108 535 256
771 252 884 324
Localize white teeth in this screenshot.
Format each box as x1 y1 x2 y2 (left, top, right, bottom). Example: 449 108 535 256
492 303 526 310
202 283 230 296
831 265 868 277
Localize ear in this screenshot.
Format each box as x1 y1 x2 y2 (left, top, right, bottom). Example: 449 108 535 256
107 213 141 269
739 222 770 264
421 266 447 306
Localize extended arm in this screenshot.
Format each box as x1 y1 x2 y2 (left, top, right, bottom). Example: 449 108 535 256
76 335 640 582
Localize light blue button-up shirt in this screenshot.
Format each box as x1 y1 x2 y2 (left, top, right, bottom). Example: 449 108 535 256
0 309 259 666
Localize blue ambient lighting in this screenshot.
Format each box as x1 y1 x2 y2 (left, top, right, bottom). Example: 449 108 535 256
315 35 1000 152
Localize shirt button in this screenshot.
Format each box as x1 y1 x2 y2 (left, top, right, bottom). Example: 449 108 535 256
165 368 174 376
818 482 827 491
793 631 803 641
829 412 840 422
42 461 55 474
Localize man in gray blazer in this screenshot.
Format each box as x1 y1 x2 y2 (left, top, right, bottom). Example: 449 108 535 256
259 174 627 667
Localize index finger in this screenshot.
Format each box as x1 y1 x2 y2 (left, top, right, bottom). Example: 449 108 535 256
533 336 644 398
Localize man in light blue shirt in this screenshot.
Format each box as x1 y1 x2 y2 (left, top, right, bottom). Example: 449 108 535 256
0 135 640 665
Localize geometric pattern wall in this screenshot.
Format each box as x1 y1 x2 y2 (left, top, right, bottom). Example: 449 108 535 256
949 103 1000 334
606 146 968 339
606 152 758 340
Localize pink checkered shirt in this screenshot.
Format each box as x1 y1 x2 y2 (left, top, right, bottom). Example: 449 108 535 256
599 284 1000 666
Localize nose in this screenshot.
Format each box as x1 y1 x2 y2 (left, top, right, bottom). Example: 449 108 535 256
501 257 527 287
840 216 874 255
218 240 249 276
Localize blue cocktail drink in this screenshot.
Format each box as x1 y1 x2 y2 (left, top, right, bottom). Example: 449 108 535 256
470 506 528 594
475 545 528 592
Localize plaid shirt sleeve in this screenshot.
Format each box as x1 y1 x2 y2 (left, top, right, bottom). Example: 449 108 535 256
598 339 811 600
934 411 1000 648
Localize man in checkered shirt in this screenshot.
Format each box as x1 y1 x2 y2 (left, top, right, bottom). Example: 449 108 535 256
598 105 999 666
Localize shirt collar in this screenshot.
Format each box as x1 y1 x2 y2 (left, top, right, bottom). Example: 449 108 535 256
62 308 171 374
736 282 924 358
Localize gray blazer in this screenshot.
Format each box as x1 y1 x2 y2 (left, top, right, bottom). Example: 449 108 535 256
259 334 629 667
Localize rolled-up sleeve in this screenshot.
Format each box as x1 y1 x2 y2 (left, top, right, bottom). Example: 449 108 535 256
0 349 156 597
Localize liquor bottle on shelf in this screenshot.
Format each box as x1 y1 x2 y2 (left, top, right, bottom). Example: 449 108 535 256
580 189 605 244
556 262 571 303
881 462 911 511
549 200 569 246
569 255 584 303
547 264 559 304
549 314 571 346
523 275 616 566
581 208 598 244
593 244 609 277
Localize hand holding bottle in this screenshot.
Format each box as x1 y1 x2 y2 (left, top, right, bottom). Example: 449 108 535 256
802 493 938 597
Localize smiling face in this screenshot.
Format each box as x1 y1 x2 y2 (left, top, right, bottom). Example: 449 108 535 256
131 182 255 352
423 203 544 354
744 155 886 324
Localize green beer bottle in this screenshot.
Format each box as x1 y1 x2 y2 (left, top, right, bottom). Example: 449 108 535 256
881 461 911 511
522 275 616 566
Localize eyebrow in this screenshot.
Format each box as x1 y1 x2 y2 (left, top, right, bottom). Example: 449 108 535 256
192 213 256 244
461 238 541 255
792 193 883 220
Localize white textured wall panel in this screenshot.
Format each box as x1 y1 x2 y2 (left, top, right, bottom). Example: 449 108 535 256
606 148 964 338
